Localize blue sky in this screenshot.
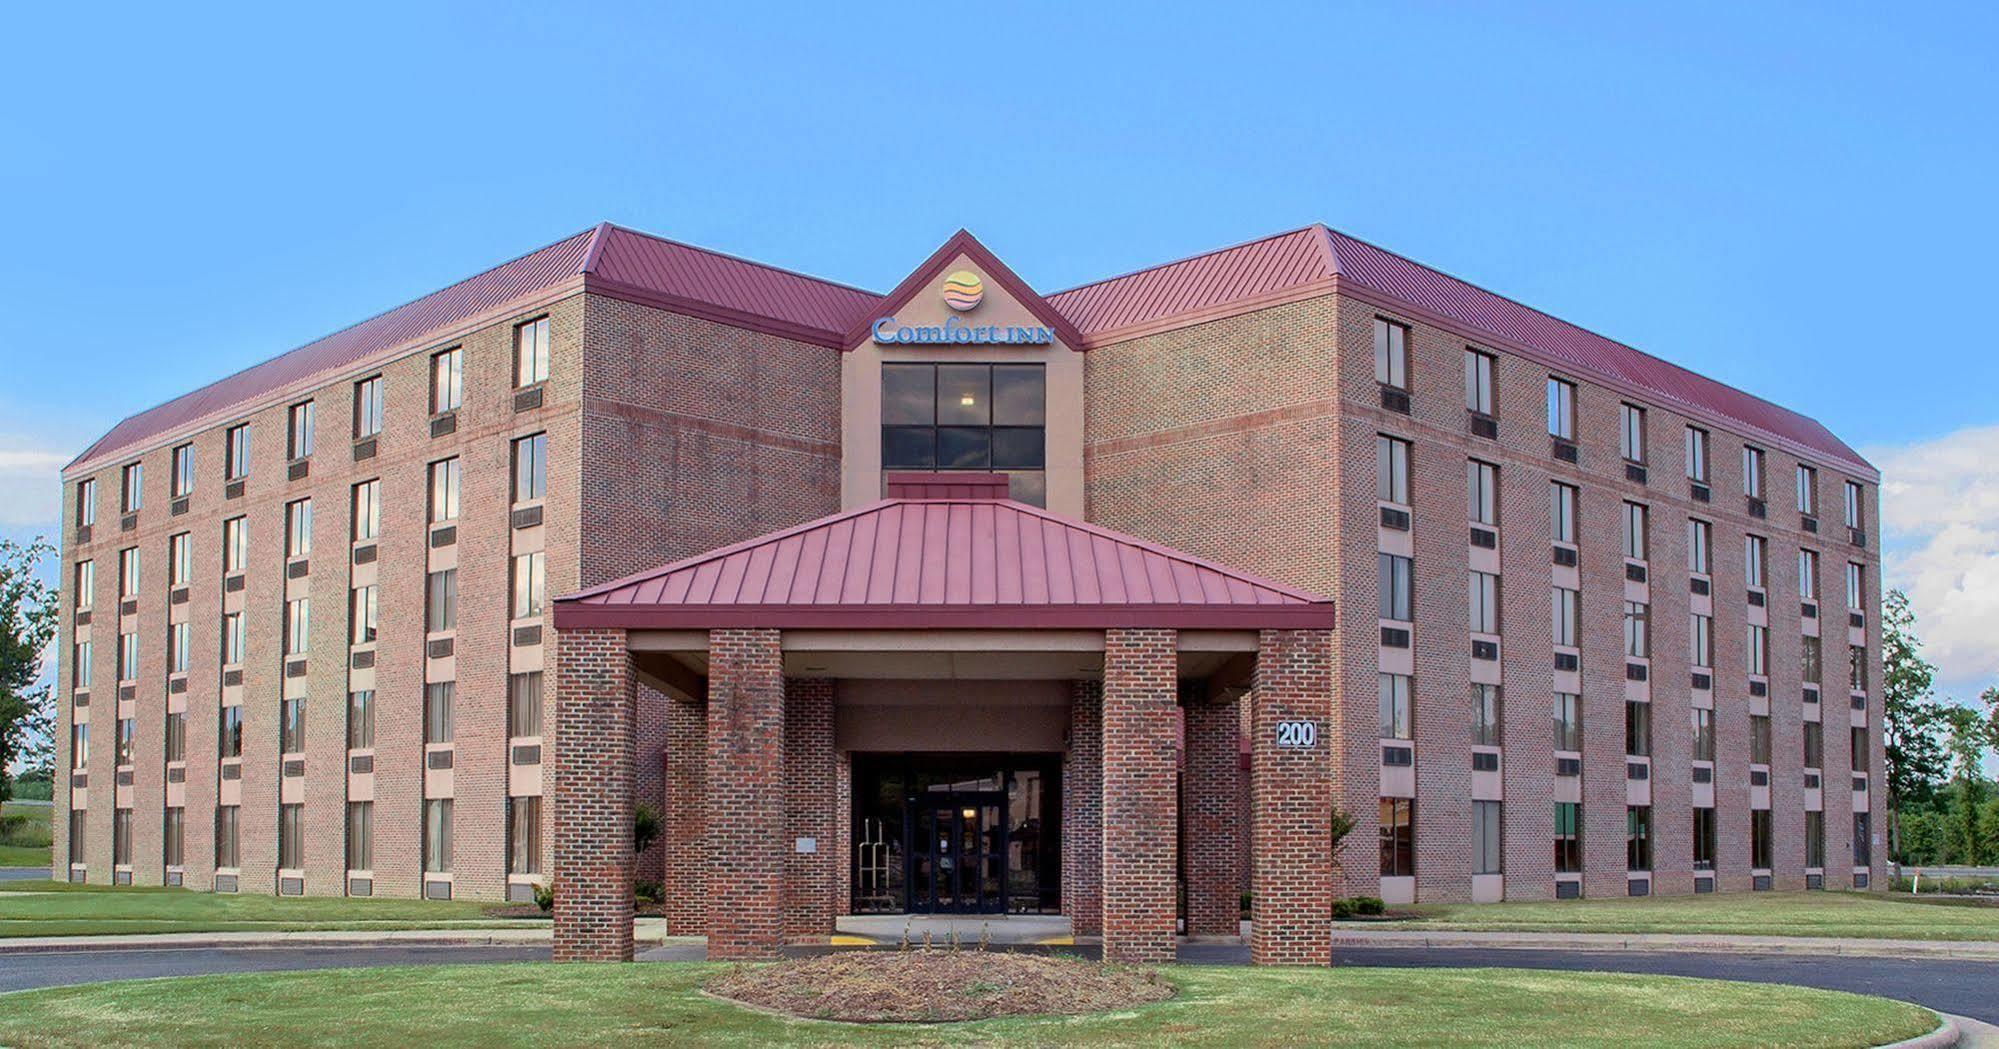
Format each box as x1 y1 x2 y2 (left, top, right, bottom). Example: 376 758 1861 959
1 2 1995 704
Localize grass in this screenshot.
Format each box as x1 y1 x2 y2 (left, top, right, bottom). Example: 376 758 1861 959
0 801 52 868
0 880 536 938
1391 889 1999 941
0 961 1937 1048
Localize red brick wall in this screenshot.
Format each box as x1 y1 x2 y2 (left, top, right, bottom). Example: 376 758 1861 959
551 627 634 962
662 692 706 935
783 678 836 941
1061 679 1103 935
1100 629 1179 964
1249 628 1336 965
1182 684 1242 937
705 628 785 960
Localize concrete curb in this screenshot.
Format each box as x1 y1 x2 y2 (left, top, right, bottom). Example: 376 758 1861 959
1324 928 1999 961
1876 1015 1958 1049
0 926 705 955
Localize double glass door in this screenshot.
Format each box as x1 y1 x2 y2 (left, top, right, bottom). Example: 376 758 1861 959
909 792 1006 913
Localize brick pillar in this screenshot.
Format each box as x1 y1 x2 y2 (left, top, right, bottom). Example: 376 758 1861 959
1101 628 1179 964
1062 679 1103 936
1184 685 1243 937
835 751 853 917
1251 628 1335 966
633 681 669 886
663 693 707 935
551 628 635 963
706 628 785 960
784 678 837 941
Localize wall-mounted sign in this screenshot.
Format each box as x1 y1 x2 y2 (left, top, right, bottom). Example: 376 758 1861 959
1274 720 1318 748
871 317 1055 346
941 270 984 311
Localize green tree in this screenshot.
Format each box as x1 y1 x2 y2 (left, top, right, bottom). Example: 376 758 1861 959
1881 589 1949 860
1940 706 1992 864
0 538 58 805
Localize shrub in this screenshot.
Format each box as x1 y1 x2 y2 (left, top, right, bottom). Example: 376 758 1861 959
532 882 554 914
634 803 661 857
1352 896 1385 916
634 879 663 904
1331 898 1355 919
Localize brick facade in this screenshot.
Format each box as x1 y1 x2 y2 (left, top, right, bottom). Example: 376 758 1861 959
1061 679 1103 936
704 629 786 960
551 628 634 962
1249 629 1336 965
1182 683 1243 937
783 678 837 941
1099 629 1179 964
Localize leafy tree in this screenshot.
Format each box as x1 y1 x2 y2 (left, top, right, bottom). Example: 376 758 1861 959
0 539 58 805
1881 589 1949 859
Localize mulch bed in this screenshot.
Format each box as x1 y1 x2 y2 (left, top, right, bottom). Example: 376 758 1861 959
705 948 1176 1024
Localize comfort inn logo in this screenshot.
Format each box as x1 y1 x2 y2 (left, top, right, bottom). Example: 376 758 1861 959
870 268 1056 346
941 270 984 311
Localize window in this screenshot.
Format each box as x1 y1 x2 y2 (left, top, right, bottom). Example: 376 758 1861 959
69 811 85 865
119 546 140 597
219 705 243 758
1751 810 1773 870
285 498 312 559
882 363 1048 504
225 424 249 480
1844 481 1864 530
1802 635 1822 683
354 376 384 439
1685 427 1709 483
423 799 453 873
223 516 248 573
347 690 375 749
1805 810 1826 869
164 807 185 868
1625 700 1651 756
1469 572 1500 634
1555 802 1583 873
1624 601 1650 659
1850 645 1869 692
1627 806 1653 871
1551 587 1579 647
1750 714 1772 765
171 443 194 498
113 809 133 866
508 672 544 738
1691 708 1715 761
352 480 380 542
169 532 191 587
77 478 96 527
1464 349 1496 416
1694 808 1717 870
1377 554 1412 621
1855 813 1873 866
512 433 547 504
287 401 315 460
169 621 190 673
75 560 94 610
347 802 373 871
1379 798 1414 877
428 458 460 523
279 803 304 870
214 806 240 869
117 631 138 681
1687 519 1711 575
1553 693 1583 752
1743 445 1764 498
1804 720 1823 769
1546 378 1576 440
1472 801 1503 875
222 611 245 666
1620 404 1646 463
432 348 463 413
71 723 89 768
1745 534 1767 588
509 796 542 875
1550 482 1577 544
1846 563 1865 609
1377 673 1412 739
426 569 457 632
73 639 91 690
350 585 378 645
1798 549 1819 600
165 712 185 763
1796 464 1817 515
284 597 310 656
121 462 143 513
1373 318 1408 389
515 316 551 387
1375 436 1411 504
1852 727 1870 772
1622 501 1648 560
511 551 545 620
1747 623 1768 677
281 697 305 754
1472 684 1502 747
1690 612 1713 668
425 681 455 744
116 717 135 766
1467 460 1498 525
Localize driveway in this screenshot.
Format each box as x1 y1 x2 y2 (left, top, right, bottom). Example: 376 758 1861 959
0 868 49 882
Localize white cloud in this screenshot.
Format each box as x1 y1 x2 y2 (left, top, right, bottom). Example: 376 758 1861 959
1868 424 1999 699
0 441 67 528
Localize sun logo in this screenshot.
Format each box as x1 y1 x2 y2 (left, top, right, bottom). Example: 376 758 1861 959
941 270 984 312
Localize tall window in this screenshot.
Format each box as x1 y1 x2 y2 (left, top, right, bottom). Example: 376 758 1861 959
1693 808 1717 871
111 808 133 867
287 401 315 460
1551 587 1579 647
512 433 548 504
215 806 240 869
171 443 194 498
119 546 141 597
354 376 384 439
1691 708 1715 761
117 631 138 681
1467 460 1498 525
1751 810 1773 870
347 802 373 872
77 478 96 527
347 690 376 749
169 621 190 673
1550 482 1577 544
1745 534 1767 588
285 498 312 559
1687 519 1711 575
219 705 243 757
1555 802 1582 873
1685 427 1709 483
222 612 245 666
1464 348 1496 416
1802 635 1823 683
1750 714 1772 765
1473 801 1503 875
71 723 88 768
1469 572 1500 633
1747 623 1769 677
1852 727 1870 772
1472 684 1502 747
116 717 135 766
1844 481 1864 530
1373 318 1408 390
1690 612 1713 668
509 796 542 875
1619 404 1646 463
1799 549 1819 600
509 672 544 738
75 559 94 610
1377 673 1412 739
1796 464 1817 515
425 682 455 744
511 551 545 620
1625 700 1651 756
1546 377 1576 440
514 316 551 387
169 532 191 587
165 712 185 763
1377 554 1412 621
1553 693 1583 751
1379 799 1415 877
1742 445 1764 499
279 805 304 871
881 363 1047 504
1622 501 1648 560
121 462 144 513
428 458 460 523
1805 811 1826 869
1627 806 1653 871
352 480 381 542
73 639 92 690
426 569 457 632
432 348 463 413
1803 720 1824 768
225 424 249 480
350 585 378 644
281 698 305 754
164 807 185 868
1624 601 1650 658
423 799 453 873
1846 563 1865 609
284 596 310 656
1850 645 1869 692
1855 813 1873 866
1375 436 1410 504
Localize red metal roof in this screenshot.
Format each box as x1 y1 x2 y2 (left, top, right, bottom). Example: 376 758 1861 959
586 225 881 348
555 478 1334 630
1047 227 1335 341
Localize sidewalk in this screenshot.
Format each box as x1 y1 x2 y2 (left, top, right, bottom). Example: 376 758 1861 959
0 918 701 954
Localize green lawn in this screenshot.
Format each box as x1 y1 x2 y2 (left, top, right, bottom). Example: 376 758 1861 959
0 962 1937 1048
0 881 536 938
1391 889 1999 941
0 801 52 868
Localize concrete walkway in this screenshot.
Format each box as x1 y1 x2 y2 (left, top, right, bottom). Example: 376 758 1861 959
0 918 699 954
835 914 1071 946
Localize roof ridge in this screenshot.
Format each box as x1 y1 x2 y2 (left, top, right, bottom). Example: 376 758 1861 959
594 222 884 297
1045 224 1329 298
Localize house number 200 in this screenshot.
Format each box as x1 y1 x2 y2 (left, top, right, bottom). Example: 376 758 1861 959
1274 720 1318 748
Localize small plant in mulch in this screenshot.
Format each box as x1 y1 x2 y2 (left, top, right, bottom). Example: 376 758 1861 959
704 949 1176 1024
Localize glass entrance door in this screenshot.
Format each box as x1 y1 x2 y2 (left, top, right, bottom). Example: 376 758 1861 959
909 792 1006 913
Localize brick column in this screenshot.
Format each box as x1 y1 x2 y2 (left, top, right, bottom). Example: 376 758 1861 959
1062 679 1103 936
551 627 635 963
1101 628 1179 964
1184 685 1243 937
835 751 853 916
663 693 707 935
706 628 785 960
784 678 836 941
1250 628 1335 966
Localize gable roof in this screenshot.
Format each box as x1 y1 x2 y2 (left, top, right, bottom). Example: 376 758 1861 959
839 229 1085 350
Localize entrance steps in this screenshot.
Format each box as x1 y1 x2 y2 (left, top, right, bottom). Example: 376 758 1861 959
835 914 1074 947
